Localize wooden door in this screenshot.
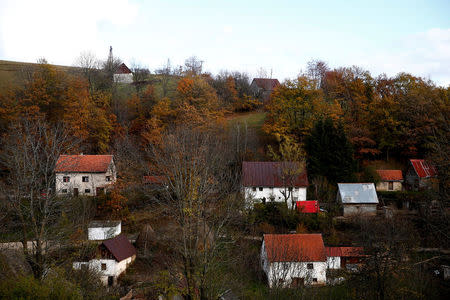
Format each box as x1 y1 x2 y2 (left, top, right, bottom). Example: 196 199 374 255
73 188 79 196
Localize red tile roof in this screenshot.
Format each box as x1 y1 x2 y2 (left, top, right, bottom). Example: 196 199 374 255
242 162 308 187
252 78 280 91
263 234 326 262
55 155 113 173
325 247 364 257
376 170 403 181
115 63 132 74
143 175 167 184
410 159 437 178
102 234 136 262
296 201 319 213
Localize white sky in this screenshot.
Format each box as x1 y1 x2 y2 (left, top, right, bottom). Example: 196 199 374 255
0 0 449 86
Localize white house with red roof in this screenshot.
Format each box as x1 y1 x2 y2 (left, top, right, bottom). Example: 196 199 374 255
405 159 438 191
113 63 133 83
242 162 308 208
375 170 403 191
55 154 116 196
261 234 327 287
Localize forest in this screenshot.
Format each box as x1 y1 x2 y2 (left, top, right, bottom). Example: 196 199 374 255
0 52 449 300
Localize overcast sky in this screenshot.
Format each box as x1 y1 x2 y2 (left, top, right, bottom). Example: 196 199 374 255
0 0 449 86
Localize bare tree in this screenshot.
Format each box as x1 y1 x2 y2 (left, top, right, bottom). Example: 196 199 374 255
147 127 242 299
0 116 79 277
75 51 100 91
155 59 174 98
184 56 203 76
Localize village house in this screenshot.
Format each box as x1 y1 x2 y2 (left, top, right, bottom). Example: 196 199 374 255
114 63 133 83
73 233 136 286
88 220 122 241
242 161 308 208
337 183 379 216
325 246 365 270
250 78 280 103
375 170 403 191
261 234 327 287
55 154 116 197
405 159 438 191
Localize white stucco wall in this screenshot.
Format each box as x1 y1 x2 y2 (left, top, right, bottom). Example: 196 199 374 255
376 181 402 192
88 224 121 241
73 255 135 285
343 204 377 216
261 241 326 287
114 73 133 83
244 187 306 207
327 256 341 269
56 164 116 196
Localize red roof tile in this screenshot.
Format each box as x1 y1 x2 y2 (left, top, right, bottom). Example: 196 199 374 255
115 63 132 74
263 234 326 262
325 247 364 257
410 159 437 178
252 78 280 91
296 201 319 213
102 234 136 262
242 162 308 187
376 170 403 181
55 155 113 173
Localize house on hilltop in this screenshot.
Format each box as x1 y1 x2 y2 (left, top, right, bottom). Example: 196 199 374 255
55 154 116 196
114 63 133 83
337 183 379 216
261 234 327 287
242 161 308 208
250 78 280 103
405 159 438 191
375 170 403 191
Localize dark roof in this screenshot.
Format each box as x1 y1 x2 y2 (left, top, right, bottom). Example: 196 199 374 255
325 247 365 257
251 78 280 91
410 159 437 178
263 234 326 262
89 220 121 228
376 170 403 181
102 234 136 262
115 63 132 74
55 155 113 173
242 161 308 187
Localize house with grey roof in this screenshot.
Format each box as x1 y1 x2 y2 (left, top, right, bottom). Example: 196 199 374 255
337 183 379 216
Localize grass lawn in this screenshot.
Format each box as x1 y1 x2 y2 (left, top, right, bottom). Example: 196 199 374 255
227 111 267 129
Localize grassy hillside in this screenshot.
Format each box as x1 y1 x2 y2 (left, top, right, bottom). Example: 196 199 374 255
0 60 79 91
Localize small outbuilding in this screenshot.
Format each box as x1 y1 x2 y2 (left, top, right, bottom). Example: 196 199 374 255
375 170 403 191
73 234 136 286
337 183 379 216
405 159 438 191
296 201 319 213
326 247 365 270
88 220 121 241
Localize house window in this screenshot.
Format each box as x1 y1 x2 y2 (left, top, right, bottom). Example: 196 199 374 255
307 263 314 269
288 187 293 191
312 278 317 282
388 182 394 190
294 187 299 191
85 189 90 193
82 176 89 182
106 176 111 182
81 264 88 271
62 189 68 193
259 187 263 191
101 263 107 270
252 187 256 192
63 176 70 182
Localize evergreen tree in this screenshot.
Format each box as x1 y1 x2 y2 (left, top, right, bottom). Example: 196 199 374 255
304 118 356 184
